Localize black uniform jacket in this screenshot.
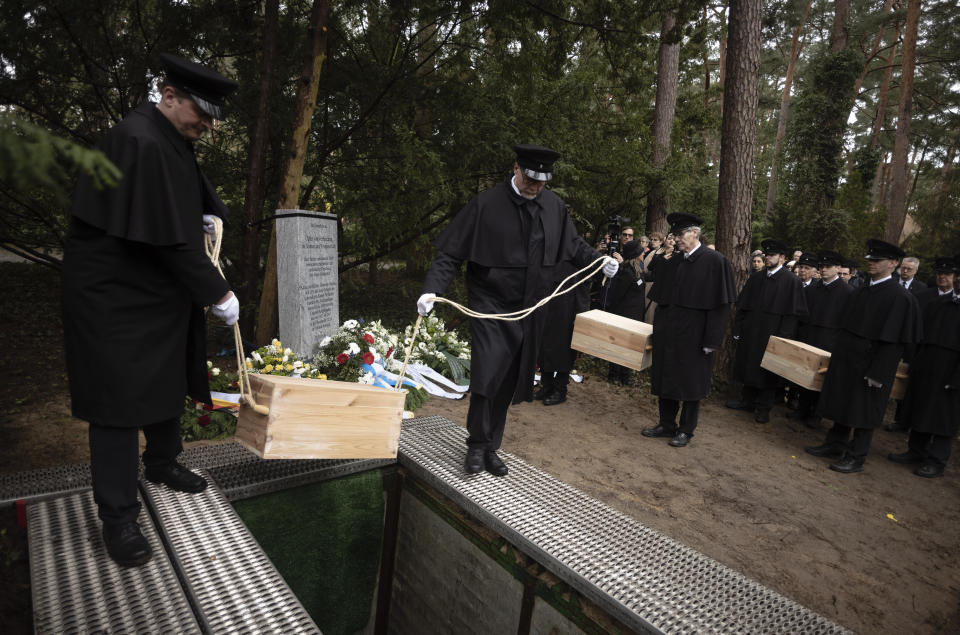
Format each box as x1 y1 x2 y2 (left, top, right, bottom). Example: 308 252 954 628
422 180 600 402
538 258 590 373
732 267 807 387
902 294 960 437
915 287 953 311
797 278 853 352
62 101 229 426
817 278 922 429
647 246 736 401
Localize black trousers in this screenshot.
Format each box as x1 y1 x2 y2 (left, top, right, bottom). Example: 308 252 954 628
907 430 953 466
824 423 874 458
796 386 818 416
466 350 522 451
88 417 183 525
741 385 775 412
658 398 700 435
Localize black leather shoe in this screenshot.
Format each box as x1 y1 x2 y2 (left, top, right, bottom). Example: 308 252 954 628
102 522 152 567
754 408 770 423
725 399 752 411
884 423 909 433
641 424 677 438
464 448 485 474
144 462 208 493
543 388 567 406
484 451 508 476
829 455 864 473
914 463 945 478
533 385 551 400
888 450 924 465
668 432 691 447
805 443 845 459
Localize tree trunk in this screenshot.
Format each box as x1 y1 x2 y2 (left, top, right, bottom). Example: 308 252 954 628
764 0 813 223
716 0 762 374
255 0 332 346
851 0 895 100
646 12 681 235
868 25 901 207
884 0 920 244
830 0 850 52
238 0 279 342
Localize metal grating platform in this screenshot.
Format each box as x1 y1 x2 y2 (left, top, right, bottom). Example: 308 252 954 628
398 416 853 635
142 469 320 633
28 490 201 634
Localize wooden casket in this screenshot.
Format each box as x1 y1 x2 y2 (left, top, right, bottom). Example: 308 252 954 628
235 374 404 459
760 336 831 391
761 337 910 398
570 309 653 372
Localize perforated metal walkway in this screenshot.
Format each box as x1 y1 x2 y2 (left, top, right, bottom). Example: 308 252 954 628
15 416 852 634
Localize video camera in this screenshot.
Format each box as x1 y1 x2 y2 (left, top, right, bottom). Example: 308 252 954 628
602 215 631 256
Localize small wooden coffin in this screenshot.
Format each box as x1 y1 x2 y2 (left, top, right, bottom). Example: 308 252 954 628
760 336 831 391
570 309 653 371
235 374 404 459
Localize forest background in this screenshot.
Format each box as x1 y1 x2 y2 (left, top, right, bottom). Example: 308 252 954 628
1 0 959 360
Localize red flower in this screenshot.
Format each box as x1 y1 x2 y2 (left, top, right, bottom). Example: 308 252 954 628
362 352 375 365
198 415 211 427
362 333 375 344
336 353 349 365
202 403 214 411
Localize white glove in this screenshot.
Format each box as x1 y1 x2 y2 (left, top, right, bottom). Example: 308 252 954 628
865 377 882 389
417 293 436 317
202 214 219 236
602 256 619 278
703 347 716 354
211 293 240 325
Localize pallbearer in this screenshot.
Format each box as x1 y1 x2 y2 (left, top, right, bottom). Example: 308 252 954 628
805 240 922 473
640 213 736 447
788 251 853 428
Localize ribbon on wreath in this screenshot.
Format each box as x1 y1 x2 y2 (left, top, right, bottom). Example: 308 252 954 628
361 360 468 399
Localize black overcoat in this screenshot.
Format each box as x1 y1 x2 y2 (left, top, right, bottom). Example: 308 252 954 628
422 181 599 402
901 295 960 437
797 278 853 352
817 278 922 429
732 267 807 387
648 246 737 401
62 102 229 427
538 258 590 373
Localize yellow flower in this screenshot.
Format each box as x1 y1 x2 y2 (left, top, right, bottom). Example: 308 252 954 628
264 364 274 373
304 363 311 370
272 339 282 348
246 360 253 368
319 374 327 380
285 363 293 371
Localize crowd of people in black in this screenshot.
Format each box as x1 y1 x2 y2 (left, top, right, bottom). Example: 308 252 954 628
538 225 959 480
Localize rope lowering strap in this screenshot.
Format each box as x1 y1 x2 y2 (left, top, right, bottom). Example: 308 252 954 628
394 255 610 390
204 217 268 415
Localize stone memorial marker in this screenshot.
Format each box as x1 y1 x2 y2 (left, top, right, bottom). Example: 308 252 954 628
276 209 339 358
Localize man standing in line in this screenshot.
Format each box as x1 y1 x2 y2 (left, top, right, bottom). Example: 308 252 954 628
914 257 956 311
898 257 927 295
888 266 960 478
62 53 240 566
788 251 853 428
418 144 616 475
805 240 922 473
725 239 807 423
640 213 736 447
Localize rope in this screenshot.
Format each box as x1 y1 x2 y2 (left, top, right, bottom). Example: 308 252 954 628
204 218 268 415
394 255 610 390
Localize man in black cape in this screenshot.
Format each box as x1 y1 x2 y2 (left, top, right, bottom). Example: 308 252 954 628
888 271 960 478
640 213 736 447
418 144 616 475
788 251 853 428
914 256 956 311
805 239 923 473
62 53 240 566
726 238 807 422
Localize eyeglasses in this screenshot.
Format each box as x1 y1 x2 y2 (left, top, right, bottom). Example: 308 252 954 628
838 272 851 278
621 232 633 238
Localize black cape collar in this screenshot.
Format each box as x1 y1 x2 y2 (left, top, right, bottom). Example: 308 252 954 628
132 101 193 158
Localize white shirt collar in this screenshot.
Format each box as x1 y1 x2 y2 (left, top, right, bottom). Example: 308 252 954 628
871 275 893 286
902 278 912 288
509 175 522 197
939 288 952 295
766 264 783 277
684 242 701 259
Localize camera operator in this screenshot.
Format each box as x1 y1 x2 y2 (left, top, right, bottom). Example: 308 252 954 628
598 226 644 385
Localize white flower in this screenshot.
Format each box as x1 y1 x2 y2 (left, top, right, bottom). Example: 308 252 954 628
348 342 361 355
359 371 375 385
320 336 331 347
284 348 292 356
252 351 263 363
343 319 358 329
211 367 220 376
282 355 289 363
206 360 213 369
293 360 303 368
